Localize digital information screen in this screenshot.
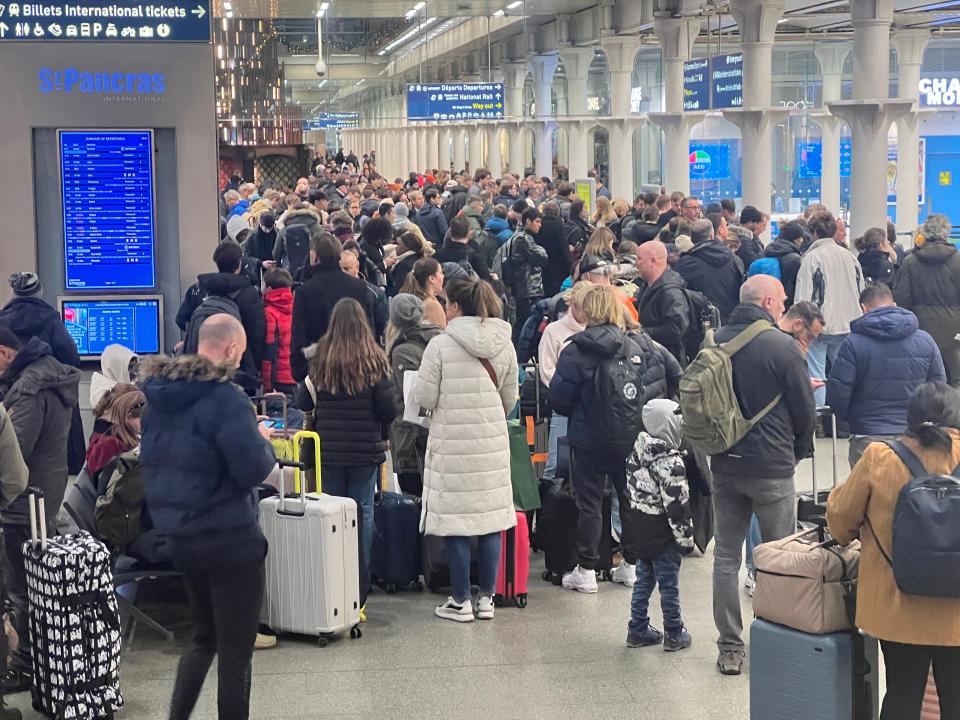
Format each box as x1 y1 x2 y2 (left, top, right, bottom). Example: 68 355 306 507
797 141 823 179
683 59 710 111
711 53 743 109
59 130 156 290
689 142 732 181
303 112 359 131
406 83 504 121
61 296 162 357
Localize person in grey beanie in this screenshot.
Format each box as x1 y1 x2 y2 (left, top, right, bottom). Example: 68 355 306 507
387 294 441 496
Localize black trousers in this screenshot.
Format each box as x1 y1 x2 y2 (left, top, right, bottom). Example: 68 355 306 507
168 526 267 720
571 447 625 570
2 524 32 674
512 296 540 346
880 639 960 719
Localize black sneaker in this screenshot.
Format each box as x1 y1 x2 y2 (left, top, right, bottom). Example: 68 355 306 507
0 668 31 695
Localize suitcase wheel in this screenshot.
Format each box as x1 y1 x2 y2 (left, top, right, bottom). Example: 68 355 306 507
384 583 398 594
350 625 362 640
410 580 424 592
541 570 552 583
317 635 330 648
515 594 527 609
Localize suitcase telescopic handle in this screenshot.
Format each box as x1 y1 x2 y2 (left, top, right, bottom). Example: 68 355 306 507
27 491 47 552
277 430 322 515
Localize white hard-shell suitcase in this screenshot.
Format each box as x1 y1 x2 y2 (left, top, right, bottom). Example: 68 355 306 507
259 431 362 646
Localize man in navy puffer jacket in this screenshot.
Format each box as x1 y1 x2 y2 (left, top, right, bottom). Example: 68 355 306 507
827 282 946 468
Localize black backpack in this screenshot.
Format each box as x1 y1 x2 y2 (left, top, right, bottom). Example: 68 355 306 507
517 295 565 364
284 224 311 278
681 288 720 361
588 337 645 460
182 291 242 354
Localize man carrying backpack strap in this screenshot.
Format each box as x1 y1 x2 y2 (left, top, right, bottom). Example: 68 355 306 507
701 275 815 676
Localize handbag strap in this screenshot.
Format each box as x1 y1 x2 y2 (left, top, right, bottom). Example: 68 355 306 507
478 357 497 387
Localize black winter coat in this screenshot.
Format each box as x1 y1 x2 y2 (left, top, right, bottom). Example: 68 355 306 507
674 241 743 322
636 269 689 364
537 216 572 298
244 228 278 263
434 241 492 281
290 263 375 381
710 304 816 481
857 248 897 287
763 239 803 306
628 222 663 245
297 375 397 467
412 204 449 246
0 297 80 368
736 233 765 271
388 324 442 474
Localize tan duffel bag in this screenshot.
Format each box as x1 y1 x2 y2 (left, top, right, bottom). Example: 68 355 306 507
752 527 860 634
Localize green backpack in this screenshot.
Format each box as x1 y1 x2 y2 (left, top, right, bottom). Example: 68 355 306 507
94 450 145 550
678 320 782 455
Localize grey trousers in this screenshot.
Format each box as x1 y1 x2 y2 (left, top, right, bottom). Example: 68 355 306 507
848 434 899 470
712 472 796 650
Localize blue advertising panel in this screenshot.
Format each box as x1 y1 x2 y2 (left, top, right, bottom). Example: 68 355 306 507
797 141 823 179
59 130 156 290
683 59 710 111
0 0 211 41
689 140 742 202
711 53 743 109
406 82 504 121
61 297 162 357
303 112 359 131
689 142 732 181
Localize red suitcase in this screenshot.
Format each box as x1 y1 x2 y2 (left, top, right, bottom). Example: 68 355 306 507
495 511 530 608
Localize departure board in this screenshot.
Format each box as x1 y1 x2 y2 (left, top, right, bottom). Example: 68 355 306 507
59 130 156 290
61 296 163 357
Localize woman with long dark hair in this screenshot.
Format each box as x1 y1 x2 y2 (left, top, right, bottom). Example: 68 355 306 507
399 257 446 328
828 382 960 718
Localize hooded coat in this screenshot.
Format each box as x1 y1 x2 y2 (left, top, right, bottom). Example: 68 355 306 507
244 226 278 264
826 305 946 436
795 237 864 335
414 316 519 537
894 240 960 384
763 238 804 306
90 344 138 408
262 287 295 391
536 215 572 298
140 355 275 535
0 338 80 526
388 324 442 475
674 241 744 321
413 203 449 246
0 405 27 510
273 207 321 272
635 269 690 364
857 248 897 288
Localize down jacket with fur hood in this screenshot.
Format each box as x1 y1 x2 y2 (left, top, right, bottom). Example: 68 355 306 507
140 355 275 535
414 316 519 537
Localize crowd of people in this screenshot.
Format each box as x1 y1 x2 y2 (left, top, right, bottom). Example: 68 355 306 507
0 148 959 720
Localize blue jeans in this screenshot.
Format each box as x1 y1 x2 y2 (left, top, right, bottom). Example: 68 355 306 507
629 544 683 635
321 465 377 579
744 515 761 574
542 412 568 494
807 332 847 405
446 532 501 603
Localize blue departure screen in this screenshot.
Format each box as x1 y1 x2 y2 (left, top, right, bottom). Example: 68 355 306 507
683 59 710 111
406 83 504 121
59 130 156 290
711 53 743 109
62 298 161 356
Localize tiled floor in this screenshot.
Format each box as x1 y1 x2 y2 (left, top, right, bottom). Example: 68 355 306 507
8 440 854 719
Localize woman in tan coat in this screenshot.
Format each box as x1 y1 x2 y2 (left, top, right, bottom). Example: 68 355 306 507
827 381 960 719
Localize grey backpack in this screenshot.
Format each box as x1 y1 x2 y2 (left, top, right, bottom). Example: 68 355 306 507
182 291 242 354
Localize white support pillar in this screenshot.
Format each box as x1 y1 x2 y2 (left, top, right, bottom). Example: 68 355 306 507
601 37 642 118
427 128 440 173
468 125 485 172
607 120 638 198
728 0 785 216
502 60 528 121
416 127 429 173
893 29 929 233
649 114 701 197
406 127 418 174
508 122 525 175
438 127 452 173
487 126 503 176
564 121 589 182
814 42 851 212
558 47 594 117
530 54 560 180
453 127 466 173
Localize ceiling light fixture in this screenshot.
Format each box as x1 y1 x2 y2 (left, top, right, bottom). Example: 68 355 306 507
493 9 504 16
506 1 522 9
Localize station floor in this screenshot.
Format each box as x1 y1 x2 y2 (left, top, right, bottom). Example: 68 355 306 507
8 439 857 720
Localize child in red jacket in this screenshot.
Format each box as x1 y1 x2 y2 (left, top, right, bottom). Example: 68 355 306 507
262 268 296 395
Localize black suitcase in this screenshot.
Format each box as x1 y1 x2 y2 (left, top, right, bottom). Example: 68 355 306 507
421 535 479 593
370 491 422 592
797 406 839 523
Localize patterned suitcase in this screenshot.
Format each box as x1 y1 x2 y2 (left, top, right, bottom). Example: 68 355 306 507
23 493 123 719
259 431 362 646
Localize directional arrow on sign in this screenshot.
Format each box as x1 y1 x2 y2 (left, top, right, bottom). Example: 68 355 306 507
192 5 206 18
0 22 7 37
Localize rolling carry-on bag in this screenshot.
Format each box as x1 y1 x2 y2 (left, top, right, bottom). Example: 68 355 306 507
259 431 362 646
495 510 530 607
797 406 839 523
370 490 422 592
23 492 123 719
422 535 479 593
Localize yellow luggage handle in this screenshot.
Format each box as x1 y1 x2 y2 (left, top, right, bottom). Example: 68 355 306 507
292 430 322 494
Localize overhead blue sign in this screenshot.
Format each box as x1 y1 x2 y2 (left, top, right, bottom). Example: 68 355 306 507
406 82 504 122
683 59 710 111
303 112 359 131
0 0 211 42
60 130 156 290
711 53 743 109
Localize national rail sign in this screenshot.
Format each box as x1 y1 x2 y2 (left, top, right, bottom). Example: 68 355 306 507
0 1 211 42
406 82 505 122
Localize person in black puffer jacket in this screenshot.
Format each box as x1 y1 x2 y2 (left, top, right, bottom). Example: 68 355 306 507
855 226 898 288
297 297 397 597
674 219 744 322
762 220 807 306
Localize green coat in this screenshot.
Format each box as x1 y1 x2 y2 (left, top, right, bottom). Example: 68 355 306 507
388 324 442 475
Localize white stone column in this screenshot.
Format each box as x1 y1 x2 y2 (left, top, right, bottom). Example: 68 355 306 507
564 121 590 181
502 61 528 121
893 29 929 233
453 127 467 173
602 37 641 118
530 54 560 179
649 114 701 197
558 47 594 117
438 127 452 173
508 122 525 175
468 125 485 172
406 126 418 174
416 127 429 173
607 120 638 198
814 42 851 211
487 126 503 176
427 128 440 172
728 0 784 215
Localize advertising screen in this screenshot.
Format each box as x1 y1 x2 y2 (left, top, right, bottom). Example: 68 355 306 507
689 142 732 181
406 83 504 121
59 130 156 290
60 296 163 357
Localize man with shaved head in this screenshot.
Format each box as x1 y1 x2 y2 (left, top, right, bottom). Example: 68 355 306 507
140 312 276 717
708 274 816 676
635 240 690 364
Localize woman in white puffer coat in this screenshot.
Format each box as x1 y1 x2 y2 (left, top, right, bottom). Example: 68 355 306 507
415 278 519 623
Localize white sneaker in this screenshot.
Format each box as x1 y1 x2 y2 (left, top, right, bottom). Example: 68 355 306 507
435 597 474 623
611 560 637 588
476 595 495 620
561 565 599 594
744 571 756 598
